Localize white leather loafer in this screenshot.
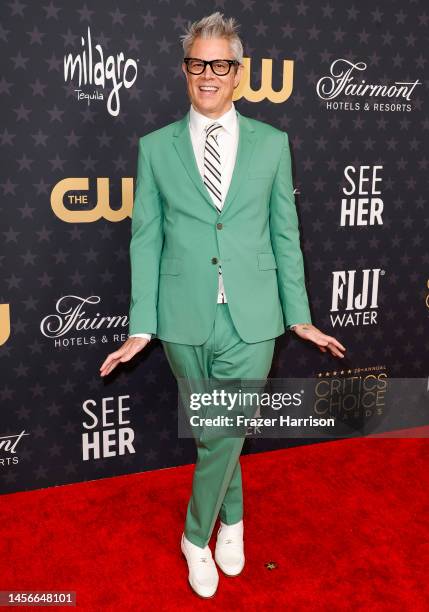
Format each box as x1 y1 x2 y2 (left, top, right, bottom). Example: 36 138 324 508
214 519 245 576
181 533 219 598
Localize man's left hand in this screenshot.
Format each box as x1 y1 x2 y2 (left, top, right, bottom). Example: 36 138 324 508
291 324 346 359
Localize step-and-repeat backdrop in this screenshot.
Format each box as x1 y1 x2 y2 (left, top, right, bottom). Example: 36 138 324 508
1 1 428 494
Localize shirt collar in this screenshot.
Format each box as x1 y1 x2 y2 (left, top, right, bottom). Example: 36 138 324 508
189 101 237 137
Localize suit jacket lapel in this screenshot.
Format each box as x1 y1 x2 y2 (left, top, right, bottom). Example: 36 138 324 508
172 109 256 216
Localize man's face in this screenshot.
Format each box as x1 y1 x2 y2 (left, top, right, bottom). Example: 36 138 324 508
182 37 243 118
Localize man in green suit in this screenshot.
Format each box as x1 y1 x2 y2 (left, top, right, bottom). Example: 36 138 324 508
100 12 345 598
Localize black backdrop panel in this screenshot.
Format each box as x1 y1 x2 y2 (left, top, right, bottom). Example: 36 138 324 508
1 1 428 494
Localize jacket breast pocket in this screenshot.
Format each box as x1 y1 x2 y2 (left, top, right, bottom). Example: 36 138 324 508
159 257 181 275
257 252 278 270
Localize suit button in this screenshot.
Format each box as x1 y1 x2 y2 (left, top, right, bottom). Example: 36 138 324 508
216 222 223 230
211 257 218 264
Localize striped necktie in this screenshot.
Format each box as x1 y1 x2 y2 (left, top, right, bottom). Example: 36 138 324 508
203 122 222 212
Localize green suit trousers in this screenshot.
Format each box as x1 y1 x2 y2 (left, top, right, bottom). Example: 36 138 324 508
162 302 275 548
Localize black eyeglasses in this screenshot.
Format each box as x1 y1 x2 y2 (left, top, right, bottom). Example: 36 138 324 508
184 57 239 76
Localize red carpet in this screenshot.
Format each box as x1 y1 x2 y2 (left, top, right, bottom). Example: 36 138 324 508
1 436 429 611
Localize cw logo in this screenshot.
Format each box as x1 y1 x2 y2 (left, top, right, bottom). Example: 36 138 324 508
233 57 294 103
51 178 133 222
0 303 10 346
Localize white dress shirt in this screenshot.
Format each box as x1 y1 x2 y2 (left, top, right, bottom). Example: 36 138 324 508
189 101 238 304
130 102 239 341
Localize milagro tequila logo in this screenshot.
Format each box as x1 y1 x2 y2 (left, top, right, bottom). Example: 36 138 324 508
64 26 138 116
40 295 129 347
316 58 421 112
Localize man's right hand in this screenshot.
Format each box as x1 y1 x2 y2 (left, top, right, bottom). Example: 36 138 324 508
99 337 151 377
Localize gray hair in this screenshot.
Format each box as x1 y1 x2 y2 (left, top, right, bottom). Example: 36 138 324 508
180 11 244 65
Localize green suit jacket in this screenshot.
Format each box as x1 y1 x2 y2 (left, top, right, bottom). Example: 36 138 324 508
128 108 312 344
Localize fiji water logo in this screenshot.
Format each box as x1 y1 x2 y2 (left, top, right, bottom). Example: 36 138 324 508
64 26 138 117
